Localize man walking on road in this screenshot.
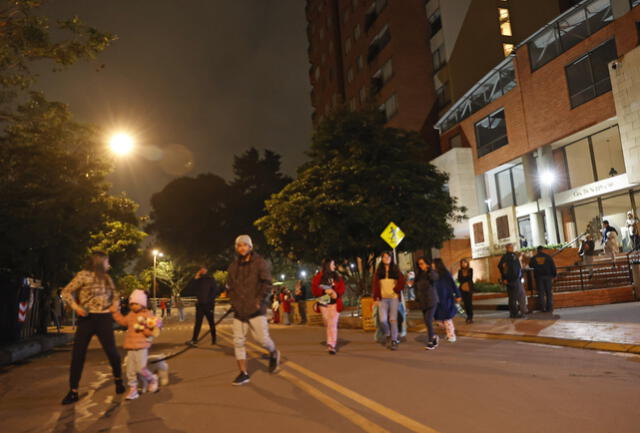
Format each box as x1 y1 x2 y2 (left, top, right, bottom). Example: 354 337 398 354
498 243 527 318
529 246 557 313
227 235 280 386
186 266 219 346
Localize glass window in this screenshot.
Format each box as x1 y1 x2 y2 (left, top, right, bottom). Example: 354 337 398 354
354 24 361 40
564 138 594 188
592 126 625 180
345 37 352 54
498 8 512 36
565 39 617 108
602 193 632 235
432 44 446 72
381 94 398 120
496 169 514 208
357 55 364 70
496 215 510 240
503 43 514 56
529 26 560 70
633 0 640 8
558 7 589 51
475 109 508 157
512 164 527 206
573 200 600 235
518 217 533 248
436 82 450 109
585 0 613 34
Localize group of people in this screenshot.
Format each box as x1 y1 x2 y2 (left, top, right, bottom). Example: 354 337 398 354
269 280 310 325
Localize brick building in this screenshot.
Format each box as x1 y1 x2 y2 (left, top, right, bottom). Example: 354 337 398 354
432 0 640 274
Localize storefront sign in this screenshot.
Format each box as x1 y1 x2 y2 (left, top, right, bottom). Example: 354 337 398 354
555 174 634 206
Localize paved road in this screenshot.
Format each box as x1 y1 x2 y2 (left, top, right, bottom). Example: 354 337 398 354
1 317 639 433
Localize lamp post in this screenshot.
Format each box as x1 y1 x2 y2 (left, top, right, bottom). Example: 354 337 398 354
541 170 560 244
152 249 163 314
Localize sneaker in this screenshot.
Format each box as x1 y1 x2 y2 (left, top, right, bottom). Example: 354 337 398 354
147 374 159 393
186 340 197 347
61 390 79 405
232 371 250 386
125 388 139 400
269 350 281 373
390 340 399 351
115 379 125 394
327 345 336 355
446 336 457 343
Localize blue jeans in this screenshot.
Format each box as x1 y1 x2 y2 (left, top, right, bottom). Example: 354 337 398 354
378 298 399 341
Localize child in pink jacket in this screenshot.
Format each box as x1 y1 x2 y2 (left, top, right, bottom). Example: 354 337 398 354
111 290 162 400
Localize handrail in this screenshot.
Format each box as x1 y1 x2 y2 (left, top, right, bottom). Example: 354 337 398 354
550 231 587 257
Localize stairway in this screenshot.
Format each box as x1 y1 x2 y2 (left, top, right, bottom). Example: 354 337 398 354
551 253 633 292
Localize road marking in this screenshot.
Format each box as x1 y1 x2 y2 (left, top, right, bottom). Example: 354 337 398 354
217 333 390 433
218 329 442 433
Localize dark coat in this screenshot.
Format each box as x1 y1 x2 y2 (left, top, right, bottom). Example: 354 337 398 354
457 268 474 292
434 271 461 321
529 252 557 278
227 253 273 321
498 252 522 283
414 269 439 310
185 275 219 309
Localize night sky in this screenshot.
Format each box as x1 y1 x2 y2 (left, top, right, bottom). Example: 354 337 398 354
37 0 312 214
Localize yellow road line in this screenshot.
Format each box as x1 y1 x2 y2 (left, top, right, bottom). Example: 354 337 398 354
218 329 442 433
217 333 390 433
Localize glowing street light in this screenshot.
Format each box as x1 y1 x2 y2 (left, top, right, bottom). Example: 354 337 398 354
280 274 286 281
300 270 307 279
108 132 135 156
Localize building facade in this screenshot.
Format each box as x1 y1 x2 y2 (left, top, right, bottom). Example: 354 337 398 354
433 0 640 264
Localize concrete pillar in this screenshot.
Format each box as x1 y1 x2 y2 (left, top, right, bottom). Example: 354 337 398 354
475 174 489 214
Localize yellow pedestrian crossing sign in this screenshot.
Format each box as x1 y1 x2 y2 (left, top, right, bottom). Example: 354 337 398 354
380 222 405 249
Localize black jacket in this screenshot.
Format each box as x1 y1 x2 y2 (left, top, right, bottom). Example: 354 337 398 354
529 252 557 278
186 275 219 309
498 252 522 283
227 253 273 321
414 269 439 310
457 268 474 292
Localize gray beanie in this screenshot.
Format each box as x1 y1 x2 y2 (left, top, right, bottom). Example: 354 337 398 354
235 235 253 249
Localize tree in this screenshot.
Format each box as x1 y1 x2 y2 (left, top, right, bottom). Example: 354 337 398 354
147 173 233 268
256 108 465 295
0 0 115 120
116 274 145 298
147 149 291 269
0 94 112 286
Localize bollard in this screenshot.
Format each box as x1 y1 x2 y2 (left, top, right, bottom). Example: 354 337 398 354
360 297 375 331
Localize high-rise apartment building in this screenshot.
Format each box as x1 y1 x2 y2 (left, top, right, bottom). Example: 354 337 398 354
306 0 580 155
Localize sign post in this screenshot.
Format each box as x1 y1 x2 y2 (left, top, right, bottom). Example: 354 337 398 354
380 222 405 263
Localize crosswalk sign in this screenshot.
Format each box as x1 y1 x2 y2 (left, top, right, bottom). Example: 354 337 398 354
380 222 405 249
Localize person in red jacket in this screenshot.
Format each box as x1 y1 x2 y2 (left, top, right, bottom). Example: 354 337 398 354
312 259 346 355
279 288 293 325
372 251 405 350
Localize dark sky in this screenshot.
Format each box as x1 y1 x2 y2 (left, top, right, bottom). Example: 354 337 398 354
38 0 312 214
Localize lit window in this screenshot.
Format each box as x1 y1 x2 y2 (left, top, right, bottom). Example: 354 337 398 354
357 55 364 70
498 8 512 36
354 24 361 40
503 43 514 56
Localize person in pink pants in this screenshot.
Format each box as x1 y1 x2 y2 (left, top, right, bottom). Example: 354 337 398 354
312 259 346 355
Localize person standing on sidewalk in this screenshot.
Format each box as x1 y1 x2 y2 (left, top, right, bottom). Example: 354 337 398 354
110 290 162 400
457 259 475 324
529 246 557 313
312 259 346 355
372 251 405 351
415 257 440 350
60 251 124 405
579 234 596 279
433 259 461 342
294 280 308 324
498 243 527 318
186 266 219 346
159 299 167 318
227 235 280 386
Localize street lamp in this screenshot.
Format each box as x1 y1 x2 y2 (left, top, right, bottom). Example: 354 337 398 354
300 270 307 279
280 274 286 281
152 249 163 314
108 132 135 156
540 170 560 244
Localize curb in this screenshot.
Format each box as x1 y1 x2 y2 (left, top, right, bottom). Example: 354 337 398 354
454 330 640 354
0 333 74 366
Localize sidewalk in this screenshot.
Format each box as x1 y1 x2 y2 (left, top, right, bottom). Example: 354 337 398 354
0 333 73 366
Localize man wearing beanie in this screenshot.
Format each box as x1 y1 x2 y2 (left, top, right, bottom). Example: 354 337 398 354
226 234 280 386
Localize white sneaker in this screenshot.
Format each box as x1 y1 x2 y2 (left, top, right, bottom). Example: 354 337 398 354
147 374 159 393
446 336 457 343
125 388 139 400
